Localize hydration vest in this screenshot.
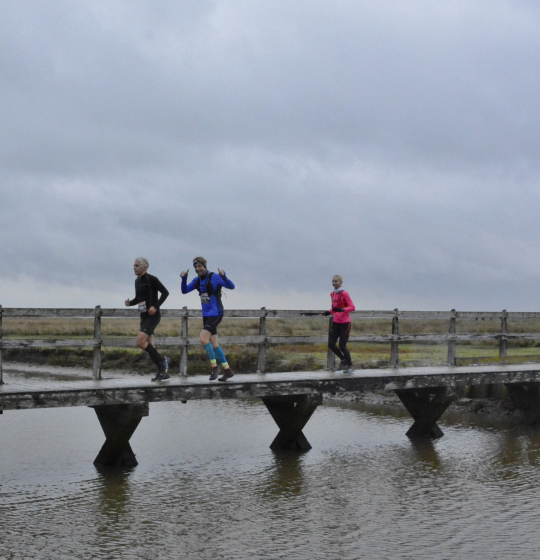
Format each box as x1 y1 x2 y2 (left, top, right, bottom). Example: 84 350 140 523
195 273 222 301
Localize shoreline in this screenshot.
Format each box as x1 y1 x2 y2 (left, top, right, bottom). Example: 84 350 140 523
324 389 524 422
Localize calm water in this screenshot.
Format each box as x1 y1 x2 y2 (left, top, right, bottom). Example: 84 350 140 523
2 388 540 559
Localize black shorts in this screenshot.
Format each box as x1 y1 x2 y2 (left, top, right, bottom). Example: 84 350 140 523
139 311 161 336
202 315 223 335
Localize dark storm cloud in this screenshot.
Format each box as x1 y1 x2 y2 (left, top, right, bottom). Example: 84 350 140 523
1 0 540 310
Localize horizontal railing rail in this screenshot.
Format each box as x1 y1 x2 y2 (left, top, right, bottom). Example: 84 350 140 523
1 306 540 383
5 307 540 320
4 332 540 349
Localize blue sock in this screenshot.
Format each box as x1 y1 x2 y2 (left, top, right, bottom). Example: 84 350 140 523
214 346 228 366
204 342 216 362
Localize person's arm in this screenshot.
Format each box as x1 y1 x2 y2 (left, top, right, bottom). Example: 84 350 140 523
216 269 235 290
341 291 355 313
181 274 198 294
153 277 169 309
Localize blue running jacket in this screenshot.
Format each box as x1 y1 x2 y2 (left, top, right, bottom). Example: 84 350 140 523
181 272 235 317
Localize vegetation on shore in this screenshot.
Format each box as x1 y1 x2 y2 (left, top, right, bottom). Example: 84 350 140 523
4 316 540 375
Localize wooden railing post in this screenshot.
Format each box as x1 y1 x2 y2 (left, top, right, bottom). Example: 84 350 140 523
500 309 508 359
179 306 189 377
326 316 335 371
390 308 399 367
93 305 102 380
447 309 456 366
0 305 3 385
2 307 535 377
257 307 267 373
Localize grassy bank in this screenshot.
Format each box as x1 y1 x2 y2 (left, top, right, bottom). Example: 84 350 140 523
4 316 540 375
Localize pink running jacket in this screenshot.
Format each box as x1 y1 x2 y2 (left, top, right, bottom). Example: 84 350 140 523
329 289 355 323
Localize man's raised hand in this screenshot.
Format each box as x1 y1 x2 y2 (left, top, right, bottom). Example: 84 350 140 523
218 268 226 277
180 269 189 278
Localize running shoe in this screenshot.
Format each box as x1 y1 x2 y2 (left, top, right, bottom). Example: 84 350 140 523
218 367 234 382
161 357 169 375
336 360 347 371
152 357 170 382
343 365 355 374
151 371 170 382
209 366 219 381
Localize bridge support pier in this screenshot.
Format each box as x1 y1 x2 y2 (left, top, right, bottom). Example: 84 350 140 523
261 394 322 451
395 387 455 439
505 383 540 424
91 403 149 468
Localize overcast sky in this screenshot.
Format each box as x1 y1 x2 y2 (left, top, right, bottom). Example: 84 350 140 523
1 0 540 311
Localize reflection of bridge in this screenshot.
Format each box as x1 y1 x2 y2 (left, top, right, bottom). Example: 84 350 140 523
3 306 540 468
2 364 540 468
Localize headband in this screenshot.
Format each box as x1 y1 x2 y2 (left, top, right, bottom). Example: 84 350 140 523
193 259 206 267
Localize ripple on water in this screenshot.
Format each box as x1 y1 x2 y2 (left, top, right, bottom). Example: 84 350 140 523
2 399 540 559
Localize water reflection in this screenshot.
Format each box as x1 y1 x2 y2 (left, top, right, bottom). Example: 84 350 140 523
4 397 540 559
407 438 442 470
263 452 305 496
95 468 134 519
486 428 540 485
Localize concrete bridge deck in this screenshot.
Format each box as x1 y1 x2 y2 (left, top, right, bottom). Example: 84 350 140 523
3 363 540 409
3 363 540 468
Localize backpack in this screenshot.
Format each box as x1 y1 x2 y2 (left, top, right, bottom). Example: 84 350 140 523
195 272 222 300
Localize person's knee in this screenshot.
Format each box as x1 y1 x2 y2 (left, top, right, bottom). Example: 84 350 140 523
136 334 148 348
200 331 210 345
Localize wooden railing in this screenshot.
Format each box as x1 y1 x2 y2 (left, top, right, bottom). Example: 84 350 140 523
1 306 540 382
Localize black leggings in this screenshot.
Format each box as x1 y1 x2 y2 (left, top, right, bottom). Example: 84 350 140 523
328 321 352 365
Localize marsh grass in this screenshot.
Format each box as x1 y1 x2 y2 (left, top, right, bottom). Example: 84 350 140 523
4 316 540 374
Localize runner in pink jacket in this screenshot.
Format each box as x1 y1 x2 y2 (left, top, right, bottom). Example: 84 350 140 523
324 275 356 373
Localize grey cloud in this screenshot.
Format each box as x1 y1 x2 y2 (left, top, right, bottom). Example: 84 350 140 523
4 153 540 308
3 0 540 171
2 0 540 311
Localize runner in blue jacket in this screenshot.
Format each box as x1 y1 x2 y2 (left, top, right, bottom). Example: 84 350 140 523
181 256 235 381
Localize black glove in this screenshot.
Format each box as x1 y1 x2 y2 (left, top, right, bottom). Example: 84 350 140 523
323 310 331 316
333 308 344 313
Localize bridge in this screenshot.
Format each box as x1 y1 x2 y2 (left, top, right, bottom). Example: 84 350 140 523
2 306 540 468
3 365 540 468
